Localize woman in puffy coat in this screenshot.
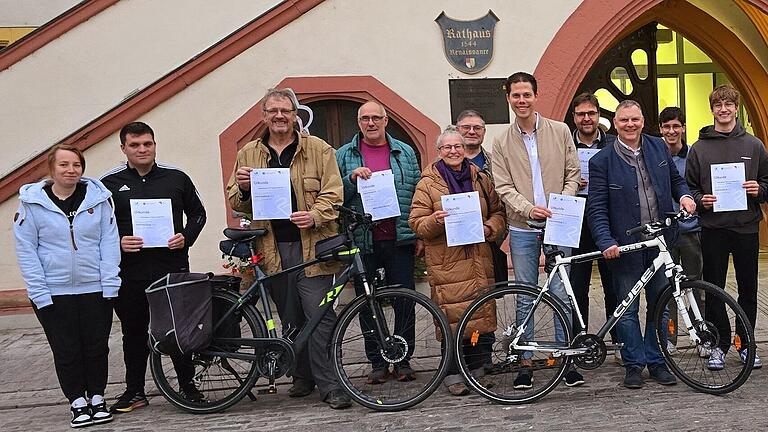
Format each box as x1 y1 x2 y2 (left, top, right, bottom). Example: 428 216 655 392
409 126 506 396
14 144 120 428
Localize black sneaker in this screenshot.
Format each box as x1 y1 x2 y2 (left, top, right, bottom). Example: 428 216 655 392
89 401 113 425
366 366 390 385
288 379 315 398
623 367 644 389
110 390 148 413
648 364 677 386
70 405 92 428
324 389 352 410
179 383 205 402
564 367 585 387
513 367 533 389
394 361 416 382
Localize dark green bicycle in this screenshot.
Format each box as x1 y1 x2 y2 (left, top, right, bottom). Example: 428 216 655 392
149 205 452 412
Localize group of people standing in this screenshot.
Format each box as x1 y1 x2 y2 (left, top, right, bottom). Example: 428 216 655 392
13 70 768 427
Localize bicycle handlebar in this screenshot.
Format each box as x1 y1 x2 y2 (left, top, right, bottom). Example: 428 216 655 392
334 205 373 226
625 209 692 237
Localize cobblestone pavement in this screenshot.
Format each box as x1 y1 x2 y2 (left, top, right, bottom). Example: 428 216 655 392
2 265 768 431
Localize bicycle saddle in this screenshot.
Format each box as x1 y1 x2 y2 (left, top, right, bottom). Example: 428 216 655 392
223 228 267 242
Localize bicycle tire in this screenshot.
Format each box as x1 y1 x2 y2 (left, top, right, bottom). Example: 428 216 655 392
456 283 572 404
150 289 267 413
331 287 452 411
655 280 754 394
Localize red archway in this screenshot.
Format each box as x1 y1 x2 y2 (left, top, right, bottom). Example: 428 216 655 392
534 0 768 144
218 75 441 225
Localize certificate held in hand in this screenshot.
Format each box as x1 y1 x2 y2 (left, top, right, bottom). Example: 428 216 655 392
130 199 174 248
441 191 484 247
250 168 291 220
543 193 586 248
357 169 401 221
711 162 747 213
577 148 599 195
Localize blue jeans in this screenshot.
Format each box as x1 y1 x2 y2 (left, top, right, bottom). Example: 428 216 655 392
611 250 669 370
509 230 572 357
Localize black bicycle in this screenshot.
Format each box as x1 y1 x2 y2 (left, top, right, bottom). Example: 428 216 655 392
455 210 755 404
149 205 452 413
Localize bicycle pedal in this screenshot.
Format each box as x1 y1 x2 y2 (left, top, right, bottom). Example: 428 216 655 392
257 386 278 395
605 343 624 351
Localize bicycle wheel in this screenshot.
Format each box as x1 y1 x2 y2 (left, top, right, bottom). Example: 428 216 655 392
457 284 572 404
331 287 452 411
150 289 267 413
655 280 754 394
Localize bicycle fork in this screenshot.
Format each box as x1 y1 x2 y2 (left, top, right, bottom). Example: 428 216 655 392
354 254 398 359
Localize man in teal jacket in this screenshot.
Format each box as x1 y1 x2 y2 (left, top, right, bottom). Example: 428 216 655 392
336 100 422 384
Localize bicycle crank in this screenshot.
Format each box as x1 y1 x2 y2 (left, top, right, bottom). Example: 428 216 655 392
571 334 607 370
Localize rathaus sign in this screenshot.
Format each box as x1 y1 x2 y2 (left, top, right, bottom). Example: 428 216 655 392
435 10 499 74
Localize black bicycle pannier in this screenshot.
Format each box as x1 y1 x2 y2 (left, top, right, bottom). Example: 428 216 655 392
210 274 242 351
146 272 213 356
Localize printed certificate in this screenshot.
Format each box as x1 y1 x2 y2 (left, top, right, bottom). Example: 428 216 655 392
130 199 174 248
250 168 292 220
357 169 401 221
543 193 586 248
711 162 747 212
441 191 484 247
577 148 600 195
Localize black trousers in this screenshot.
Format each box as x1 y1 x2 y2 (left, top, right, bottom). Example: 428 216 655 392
34 292 113 403
353 241 416 367
701 228 759 352
114 279 193 392
569 220 618 341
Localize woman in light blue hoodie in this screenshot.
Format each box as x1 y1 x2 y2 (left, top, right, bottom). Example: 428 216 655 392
14 144 120 428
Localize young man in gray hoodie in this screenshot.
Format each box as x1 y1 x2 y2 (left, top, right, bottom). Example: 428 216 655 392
685 84 768 370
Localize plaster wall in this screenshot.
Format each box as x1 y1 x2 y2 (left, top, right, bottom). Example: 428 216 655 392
0 0 581 289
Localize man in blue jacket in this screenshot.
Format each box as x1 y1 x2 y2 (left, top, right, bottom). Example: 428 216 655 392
336 100 422 384
587 100 696 389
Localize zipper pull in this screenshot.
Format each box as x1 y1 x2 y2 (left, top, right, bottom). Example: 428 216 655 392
70 224 78 250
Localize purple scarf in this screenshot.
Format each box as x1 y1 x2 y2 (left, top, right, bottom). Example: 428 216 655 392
436 159 473 194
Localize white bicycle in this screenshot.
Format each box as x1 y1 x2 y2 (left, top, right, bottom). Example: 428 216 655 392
455 210 755 404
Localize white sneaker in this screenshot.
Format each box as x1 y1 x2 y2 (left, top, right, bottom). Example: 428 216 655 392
697 345 712 359
739 349 763 369
707 348 725 371
666 340 678 355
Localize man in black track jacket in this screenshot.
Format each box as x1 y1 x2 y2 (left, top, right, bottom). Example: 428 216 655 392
101 122 207 413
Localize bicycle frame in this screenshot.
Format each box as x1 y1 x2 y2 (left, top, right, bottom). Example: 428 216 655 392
511 232 706 356
203 229 394 365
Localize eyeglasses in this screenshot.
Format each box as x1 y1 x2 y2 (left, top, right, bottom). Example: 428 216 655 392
359 115 386 123
660 124 683 131
457 124 486 132
574 110 599 118
264 108 296 116
713 101 736 110
439 144 464 151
